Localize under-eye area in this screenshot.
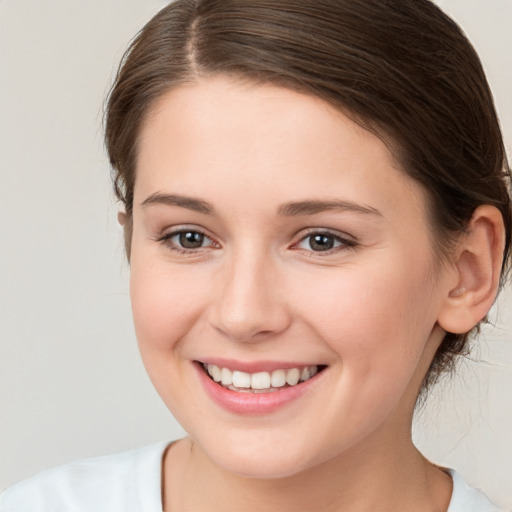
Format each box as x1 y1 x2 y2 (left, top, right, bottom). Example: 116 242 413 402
197 362 328 393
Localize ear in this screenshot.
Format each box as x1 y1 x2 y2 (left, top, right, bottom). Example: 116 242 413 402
437 205 505 334
117 210 127 227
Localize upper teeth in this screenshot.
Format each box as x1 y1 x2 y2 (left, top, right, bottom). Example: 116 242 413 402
205 364 318 391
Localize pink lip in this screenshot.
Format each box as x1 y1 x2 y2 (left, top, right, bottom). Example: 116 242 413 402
194 362 324 415
199 357 319 373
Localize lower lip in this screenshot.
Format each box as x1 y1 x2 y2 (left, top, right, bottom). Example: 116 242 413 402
195 363 322 415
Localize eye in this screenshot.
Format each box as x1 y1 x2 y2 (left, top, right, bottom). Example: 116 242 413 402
158 229 216 252
295 231 355 253
175 231 208 249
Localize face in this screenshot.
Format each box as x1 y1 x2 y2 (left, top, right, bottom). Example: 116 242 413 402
130 77 450 478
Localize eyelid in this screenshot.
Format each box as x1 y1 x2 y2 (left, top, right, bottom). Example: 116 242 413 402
292 227 355 242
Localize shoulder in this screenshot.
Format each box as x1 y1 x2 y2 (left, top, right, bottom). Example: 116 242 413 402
447 469 506 512
0 441 169 512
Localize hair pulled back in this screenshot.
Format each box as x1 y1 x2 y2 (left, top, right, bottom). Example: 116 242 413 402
105 0 512 390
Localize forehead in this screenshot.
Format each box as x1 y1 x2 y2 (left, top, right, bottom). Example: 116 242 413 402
135 77 427 223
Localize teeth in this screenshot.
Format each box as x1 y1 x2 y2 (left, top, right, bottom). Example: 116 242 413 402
300 367 310 381
221 367 233 386
285 368 300 386
232 371 251 388
208 364 221 382
251 371 271 390
204 364 320 392
271 369 286 388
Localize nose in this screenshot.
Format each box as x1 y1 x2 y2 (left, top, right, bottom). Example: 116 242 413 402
208 248 291 342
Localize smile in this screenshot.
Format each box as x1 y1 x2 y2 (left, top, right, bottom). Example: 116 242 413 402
201 363 323 393
195 360 327 414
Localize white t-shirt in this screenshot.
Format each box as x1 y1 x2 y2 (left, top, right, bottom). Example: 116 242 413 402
0 441 505 512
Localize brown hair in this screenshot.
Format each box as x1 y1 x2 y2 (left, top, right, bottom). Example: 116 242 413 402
105 0 512 390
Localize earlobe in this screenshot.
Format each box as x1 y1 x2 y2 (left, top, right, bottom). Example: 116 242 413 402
437 205 505 334
117 210 127 227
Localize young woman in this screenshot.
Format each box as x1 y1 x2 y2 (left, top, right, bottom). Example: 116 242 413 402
2 0 510 510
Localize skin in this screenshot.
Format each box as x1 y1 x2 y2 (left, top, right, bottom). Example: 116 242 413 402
127 77 504 511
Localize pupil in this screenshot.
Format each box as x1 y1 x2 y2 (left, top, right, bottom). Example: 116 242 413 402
310 234 334 251
179 231 204 249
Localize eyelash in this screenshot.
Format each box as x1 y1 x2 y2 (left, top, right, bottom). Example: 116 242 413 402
155 228 357 256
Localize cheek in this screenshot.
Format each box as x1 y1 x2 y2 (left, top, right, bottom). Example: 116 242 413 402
128 259 216 411
129 258 210 355
293 259 439 394
293 270 439 446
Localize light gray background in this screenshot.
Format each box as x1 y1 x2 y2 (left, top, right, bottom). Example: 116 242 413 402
1 0 511 508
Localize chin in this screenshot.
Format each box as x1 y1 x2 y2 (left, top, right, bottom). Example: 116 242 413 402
194 430 327 480
215 451 309 480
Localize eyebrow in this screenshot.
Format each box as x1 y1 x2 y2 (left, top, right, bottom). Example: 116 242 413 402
140 193 382 218
140 193 215 215
278 199 382 217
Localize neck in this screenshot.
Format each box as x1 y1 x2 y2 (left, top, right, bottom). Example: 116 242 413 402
164 425 452 512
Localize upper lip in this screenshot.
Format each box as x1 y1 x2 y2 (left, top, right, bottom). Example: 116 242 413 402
196 358 325 373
